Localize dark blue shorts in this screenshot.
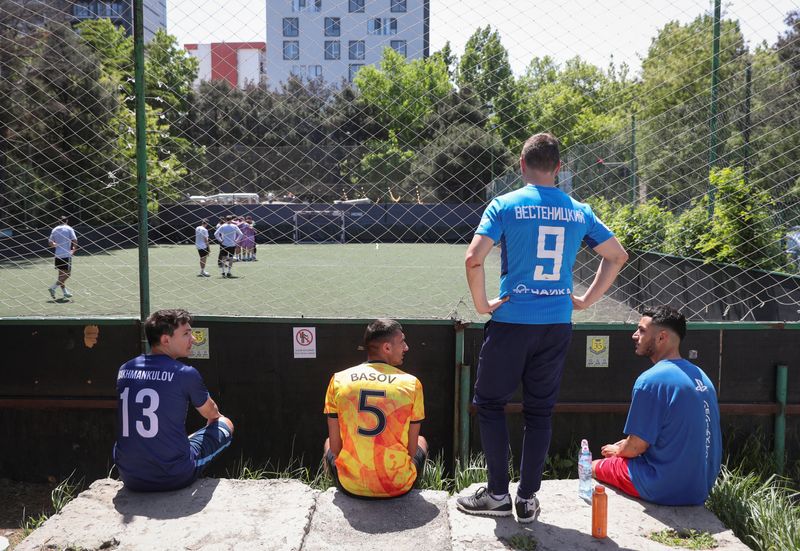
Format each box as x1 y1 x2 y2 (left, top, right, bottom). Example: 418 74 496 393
189 420 233 477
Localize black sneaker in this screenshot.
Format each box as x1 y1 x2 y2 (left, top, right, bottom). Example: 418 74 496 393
515 494 540 523
456 486 512 517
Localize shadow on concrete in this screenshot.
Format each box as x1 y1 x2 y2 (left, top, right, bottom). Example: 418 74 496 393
112 478 219 524
332 490 442 534
487 517 629 551
613 490 731 537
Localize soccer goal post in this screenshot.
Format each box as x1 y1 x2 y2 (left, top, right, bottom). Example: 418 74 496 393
293 210 346 244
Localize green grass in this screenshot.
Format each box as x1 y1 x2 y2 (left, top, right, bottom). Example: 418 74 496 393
0 243 635 322
20 472 81 538
502 534 538 550
227 454 332 491
649 529 717 549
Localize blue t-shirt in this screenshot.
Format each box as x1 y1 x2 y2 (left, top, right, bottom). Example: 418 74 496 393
113 354 209 491
625 359 722 505
475 185 613 324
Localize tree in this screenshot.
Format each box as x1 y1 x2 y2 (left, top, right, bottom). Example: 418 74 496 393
638 15 747 208
457 26 526 151
354 48 452 148
696 167 785 270
518 56 636 148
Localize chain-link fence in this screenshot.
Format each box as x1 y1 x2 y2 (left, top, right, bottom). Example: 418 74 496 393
1 0 798 321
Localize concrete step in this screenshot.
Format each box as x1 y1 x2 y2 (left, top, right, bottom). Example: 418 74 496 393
16 478 749 551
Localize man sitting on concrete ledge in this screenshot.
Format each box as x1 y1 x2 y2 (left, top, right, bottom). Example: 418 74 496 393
323 319 428 498
593 305 721 505
113 309 234 492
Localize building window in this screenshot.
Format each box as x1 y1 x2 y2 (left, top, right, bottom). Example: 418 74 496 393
73 2 91 17
291 65 323 79
390 0 406 12
324 41 341 60
292 0 321 12
348 0 364 13
73 1 124 18
368 18 397 35
348 64 364 82
283 17 299 37
324 17 340 37
390 40 407 57
349 40 365 61
283 41 300 60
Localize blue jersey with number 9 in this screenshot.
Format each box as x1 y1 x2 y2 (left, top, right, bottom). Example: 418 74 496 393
114 354 209 491
476 184 613 324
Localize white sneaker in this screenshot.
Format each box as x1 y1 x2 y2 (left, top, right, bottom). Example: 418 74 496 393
63 289 73 298
202 271 210 277
49 287 56 299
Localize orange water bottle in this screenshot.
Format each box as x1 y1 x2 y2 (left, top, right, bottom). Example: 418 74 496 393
592 485 607 539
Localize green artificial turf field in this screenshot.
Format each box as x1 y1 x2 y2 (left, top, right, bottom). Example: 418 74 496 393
0 243 636 322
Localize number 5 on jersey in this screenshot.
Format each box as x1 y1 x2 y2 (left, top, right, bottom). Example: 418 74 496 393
534 225 565 281
357 389 386 437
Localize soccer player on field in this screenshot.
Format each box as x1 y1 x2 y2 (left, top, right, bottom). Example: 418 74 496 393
195 219 211 277
48 216 77 299
113 309 234 491
323 319 428 498
457 133 628 522
213 215 243 278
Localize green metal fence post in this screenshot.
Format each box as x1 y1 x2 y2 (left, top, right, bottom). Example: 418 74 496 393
743 62 752 186
707 0 721 217
459 361 471 464
133 0 150 351
453 324 464 468
775 364 787 474
630 112 637 205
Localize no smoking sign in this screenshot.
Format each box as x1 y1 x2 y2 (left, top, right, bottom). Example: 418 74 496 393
293 327 317 358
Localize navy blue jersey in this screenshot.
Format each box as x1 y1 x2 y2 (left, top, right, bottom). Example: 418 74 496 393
114 354 209 491
625 359 722 505
476 185 613 324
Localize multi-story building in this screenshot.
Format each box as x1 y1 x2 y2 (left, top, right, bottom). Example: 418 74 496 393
68 0 166 41
185 42 267 89
265 0 429 89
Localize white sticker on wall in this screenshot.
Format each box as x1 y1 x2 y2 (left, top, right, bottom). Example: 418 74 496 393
293 327 317 359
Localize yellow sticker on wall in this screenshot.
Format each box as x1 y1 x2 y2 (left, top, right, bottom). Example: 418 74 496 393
586 335 609 368
189 327 210 359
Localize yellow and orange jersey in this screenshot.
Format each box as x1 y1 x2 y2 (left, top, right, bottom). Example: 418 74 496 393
323 361 425 498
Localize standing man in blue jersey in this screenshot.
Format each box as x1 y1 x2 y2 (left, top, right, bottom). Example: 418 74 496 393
592 305 721 505
114 309 234 491
457 133 628 522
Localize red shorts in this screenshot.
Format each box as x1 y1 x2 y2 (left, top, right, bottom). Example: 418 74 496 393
594 456 640 498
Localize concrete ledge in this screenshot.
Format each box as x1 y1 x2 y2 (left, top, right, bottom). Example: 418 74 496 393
16 478 318 551
17 478 749 551
449 481 749 551
302 487 451 551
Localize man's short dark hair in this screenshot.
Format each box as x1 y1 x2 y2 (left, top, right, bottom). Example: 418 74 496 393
225 215 234 222
521 133 560 172
642 305 686 341
60 216 69 224
144 309 192 347
201 219 208 226
364 319 402 349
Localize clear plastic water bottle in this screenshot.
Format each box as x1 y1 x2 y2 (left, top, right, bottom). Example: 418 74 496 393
578 439 594 500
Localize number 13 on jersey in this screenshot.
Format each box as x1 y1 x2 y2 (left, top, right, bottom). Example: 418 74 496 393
534 225 565 281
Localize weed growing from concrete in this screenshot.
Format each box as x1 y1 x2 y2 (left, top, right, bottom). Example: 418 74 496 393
20 472 81 537
502 533 538 550
649 529 717 549
228 455 332 491
418 453 449 491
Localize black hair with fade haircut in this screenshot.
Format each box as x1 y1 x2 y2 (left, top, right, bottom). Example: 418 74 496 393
363 319 403 349
521 132 560 172
144 308 192 347
642 305 686 341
